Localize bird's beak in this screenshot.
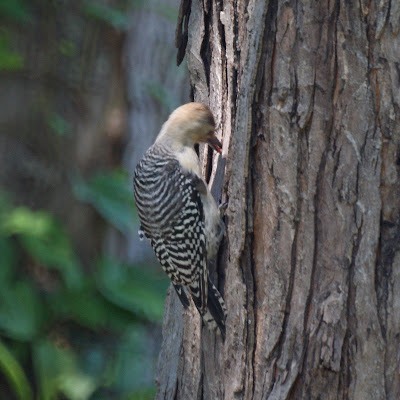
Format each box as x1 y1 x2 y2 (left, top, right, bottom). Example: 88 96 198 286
207 135 222 154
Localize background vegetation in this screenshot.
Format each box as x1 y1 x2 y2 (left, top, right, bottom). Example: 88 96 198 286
0 0 181 398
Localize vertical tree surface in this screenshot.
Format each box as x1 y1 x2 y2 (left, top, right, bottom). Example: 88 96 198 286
156 1 400 399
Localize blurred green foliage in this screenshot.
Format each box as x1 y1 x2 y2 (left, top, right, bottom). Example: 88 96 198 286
0 0 31 24
0 0 30 70
0 179 168 400
0 0 179 398
72 170 136 236
0 30 24 71
0 339 33 400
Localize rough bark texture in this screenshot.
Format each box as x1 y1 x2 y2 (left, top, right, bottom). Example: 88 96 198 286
155 1 400 399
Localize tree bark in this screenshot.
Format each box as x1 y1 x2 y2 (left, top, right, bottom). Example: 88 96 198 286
155 1 400 399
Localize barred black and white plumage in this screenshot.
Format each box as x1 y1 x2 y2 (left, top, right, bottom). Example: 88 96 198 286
133 102 226 339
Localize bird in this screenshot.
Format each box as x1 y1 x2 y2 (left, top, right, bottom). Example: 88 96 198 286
133 102 226 339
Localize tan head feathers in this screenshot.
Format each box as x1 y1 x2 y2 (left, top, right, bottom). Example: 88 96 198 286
156 102 222 153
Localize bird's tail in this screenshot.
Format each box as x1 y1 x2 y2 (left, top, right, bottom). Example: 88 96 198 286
201 278 227 340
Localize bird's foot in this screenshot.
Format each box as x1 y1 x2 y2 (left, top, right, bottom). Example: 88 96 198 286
218 200 228 218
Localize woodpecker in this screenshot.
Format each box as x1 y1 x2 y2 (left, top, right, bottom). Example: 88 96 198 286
133 102 226 339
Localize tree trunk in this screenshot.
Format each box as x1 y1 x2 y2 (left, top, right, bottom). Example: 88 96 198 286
155 1 400 399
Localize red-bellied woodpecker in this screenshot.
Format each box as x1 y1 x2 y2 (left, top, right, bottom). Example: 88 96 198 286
133 102 226 339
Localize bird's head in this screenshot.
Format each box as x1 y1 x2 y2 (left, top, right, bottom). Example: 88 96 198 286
157 102 222 153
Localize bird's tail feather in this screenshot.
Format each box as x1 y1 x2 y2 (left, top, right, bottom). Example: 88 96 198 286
202 278 226 340
173 284 190 308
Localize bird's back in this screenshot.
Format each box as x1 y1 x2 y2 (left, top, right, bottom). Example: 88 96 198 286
133 145 206 255
134 147 178 238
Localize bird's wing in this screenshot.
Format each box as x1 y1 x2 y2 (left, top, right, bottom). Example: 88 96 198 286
144 159 208 314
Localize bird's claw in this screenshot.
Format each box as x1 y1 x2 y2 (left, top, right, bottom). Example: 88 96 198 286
218 200 228 217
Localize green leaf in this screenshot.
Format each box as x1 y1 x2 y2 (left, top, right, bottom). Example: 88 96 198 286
71 170 136 235
96 258 169 323
1 207 83 289
47 282 137 331
1 207 52 237
33 339 97 400
0 281 45 341
0 32 24 71
0 47 24 70
0 236 18 284
0 339 33 400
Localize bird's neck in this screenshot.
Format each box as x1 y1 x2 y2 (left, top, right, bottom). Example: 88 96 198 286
175 146 201 176
154 133 201 177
